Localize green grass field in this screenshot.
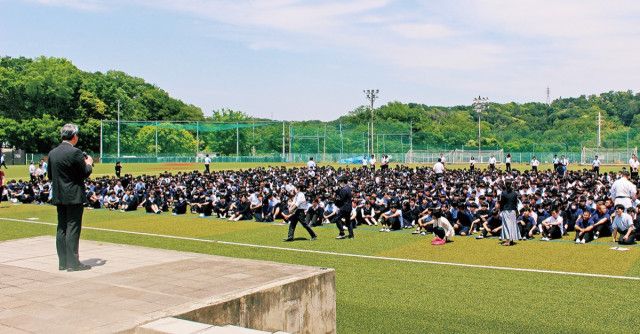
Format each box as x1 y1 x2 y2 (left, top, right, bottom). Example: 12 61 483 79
2 162 639 333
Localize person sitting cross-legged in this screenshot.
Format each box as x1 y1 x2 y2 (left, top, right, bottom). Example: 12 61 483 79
574 210 594 244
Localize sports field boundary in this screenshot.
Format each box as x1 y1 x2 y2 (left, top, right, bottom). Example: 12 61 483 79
1 217 639 281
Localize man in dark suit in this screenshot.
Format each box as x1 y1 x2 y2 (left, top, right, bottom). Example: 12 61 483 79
335 176 354 239
47 124 93 271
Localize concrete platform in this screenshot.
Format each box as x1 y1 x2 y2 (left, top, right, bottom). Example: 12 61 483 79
0 237 336 334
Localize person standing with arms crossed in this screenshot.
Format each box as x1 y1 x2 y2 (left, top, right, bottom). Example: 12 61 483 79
47 124 93 271
335 176 354 239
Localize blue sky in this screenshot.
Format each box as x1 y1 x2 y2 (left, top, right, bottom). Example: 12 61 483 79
1 0 639 120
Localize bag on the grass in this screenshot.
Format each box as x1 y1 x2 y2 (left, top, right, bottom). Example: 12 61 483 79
431 236 446 246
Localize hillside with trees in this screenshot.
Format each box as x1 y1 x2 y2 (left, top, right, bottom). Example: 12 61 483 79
1 56 639 155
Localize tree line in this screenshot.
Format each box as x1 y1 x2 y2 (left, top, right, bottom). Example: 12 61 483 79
1 56 639 155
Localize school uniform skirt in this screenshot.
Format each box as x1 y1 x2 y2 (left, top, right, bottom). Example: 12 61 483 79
500 210 520 241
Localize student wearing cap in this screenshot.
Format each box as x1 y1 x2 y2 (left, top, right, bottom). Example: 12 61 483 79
611 204 636 244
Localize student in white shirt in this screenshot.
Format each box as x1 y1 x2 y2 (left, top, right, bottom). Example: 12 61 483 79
307 157 316 169
439 153 446 166
369 154 376 171
469 156 476 173
540 208 563 240
530 156 540 174
204 154 212 174
488 155 497 172
433 158 445 179
629 154 639 180
611 204 636 244
592 155 601 176
283 184 317 242
505 153 512 172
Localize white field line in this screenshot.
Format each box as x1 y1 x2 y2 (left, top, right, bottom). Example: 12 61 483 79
1 217 639 281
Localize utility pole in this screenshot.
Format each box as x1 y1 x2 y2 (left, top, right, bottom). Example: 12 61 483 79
597 111 602 147
117 99 121 158
472 96 489 160
363 89 379 156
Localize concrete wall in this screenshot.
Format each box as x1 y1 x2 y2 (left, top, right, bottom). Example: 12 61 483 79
179 269 336 334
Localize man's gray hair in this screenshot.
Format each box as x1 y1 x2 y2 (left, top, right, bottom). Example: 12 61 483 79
60 123 79 140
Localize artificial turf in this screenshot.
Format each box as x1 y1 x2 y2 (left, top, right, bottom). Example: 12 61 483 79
1 203 639 333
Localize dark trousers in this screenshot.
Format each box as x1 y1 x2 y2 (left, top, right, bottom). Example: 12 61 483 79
204 164 210 174
506 163 511 172
288 209 316 239
56 204 84 268
595 223 612 237
336 209 354 237
575 230 594 242
617 229 636 245
593 166 600 176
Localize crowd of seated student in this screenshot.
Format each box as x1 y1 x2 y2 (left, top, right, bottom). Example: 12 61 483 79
3 165 639 245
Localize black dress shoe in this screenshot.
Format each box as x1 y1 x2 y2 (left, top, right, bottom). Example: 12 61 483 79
67 264 91 272
58 266 67 271
283 238 294 242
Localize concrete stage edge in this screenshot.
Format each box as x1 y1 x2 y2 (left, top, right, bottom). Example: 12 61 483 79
0 237 336 334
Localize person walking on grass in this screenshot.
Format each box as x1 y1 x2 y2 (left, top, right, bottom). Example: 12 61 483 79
283 184 317 242
0 153 7 169
498 179 520 246
335 176 354 239
47 124 93 271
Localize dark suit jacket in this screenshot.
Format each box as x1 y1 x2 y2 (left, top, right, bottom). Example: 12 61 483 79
47 142 92 205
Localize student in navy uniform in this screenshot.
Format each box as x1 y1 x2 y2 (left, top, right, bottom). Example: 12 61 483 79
453 202 472 236
517 207 536 240
591 204 612 239
574 210 594 244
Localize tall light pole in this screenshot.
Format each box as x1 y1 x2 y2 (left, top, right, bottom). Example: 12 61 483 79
117 99 121 158
364 89 379 156
472 96 489 158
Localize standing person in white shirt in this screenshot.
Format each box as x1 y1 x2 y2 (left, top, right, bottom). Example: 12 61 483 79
203 154 212 174
488 155 497 173
361 155 368 169
380 154 389 171
505 153 512 172
28 161 36 182
369 154 376 171
0 153 7 169
629 154 639 180
283 184 317 242
610 170 637 209
307 157 316 170
592 155 601 176
530 156 540 174
439 153 446 166
469 156 476 173
433 158 445 180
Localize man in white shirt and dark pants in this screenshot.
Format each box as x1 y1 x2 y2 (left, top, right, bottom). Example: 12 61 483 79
530 156 540 174
283 184 317 242
433 158 445 181
629 154 639 181
610 170 637 209
204 154 211 174
611 204 635 244
488 155 497 173
592 155 601 176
